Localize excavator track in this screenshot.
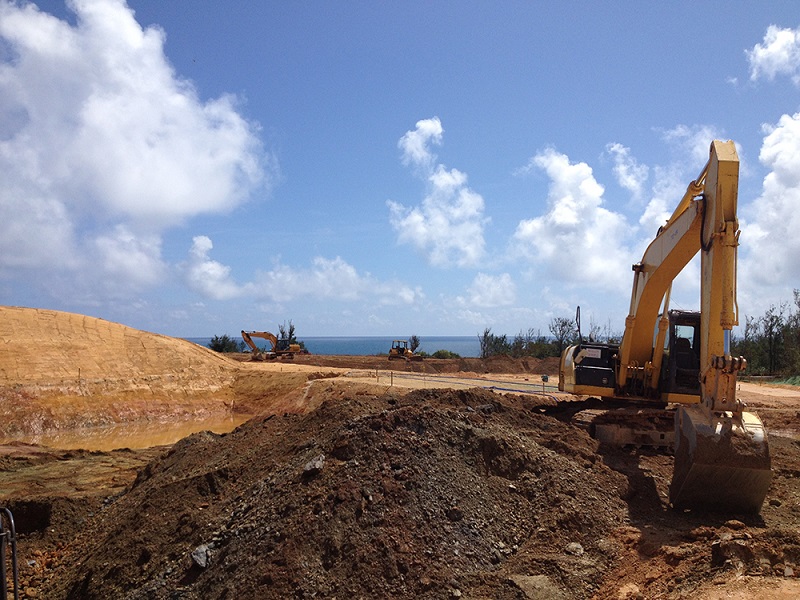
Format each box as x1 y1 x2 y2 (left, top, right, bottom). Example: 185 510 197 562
571 407 676 448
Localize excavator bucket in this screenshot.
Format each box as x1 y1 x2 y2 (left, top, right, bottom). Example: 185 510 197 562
669 405 772 513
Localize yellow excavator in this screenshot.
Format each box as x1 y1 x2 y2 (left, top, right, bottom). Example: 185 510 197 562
559 140 771 513
241 330 302 360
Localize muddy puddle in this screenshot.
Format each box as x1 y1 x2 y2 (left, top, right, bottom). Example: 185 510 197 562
0 414 255 451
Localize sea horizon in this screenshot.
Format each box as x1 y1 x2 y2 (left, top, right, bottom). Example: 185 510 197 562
184 335 482 358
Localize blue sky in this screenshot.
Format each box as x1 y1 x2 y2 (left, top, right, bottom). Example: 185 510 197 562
1 0 800 338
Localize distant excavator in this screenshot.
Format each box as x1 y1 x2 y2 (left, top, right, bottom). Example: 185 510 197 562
559 140 771 513
241 330 303 360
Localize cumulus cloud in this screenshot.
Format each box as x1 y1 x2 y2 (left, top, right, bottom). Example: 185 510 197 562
661 124 724 167
747 25 800 84
512 148 631 291
253 256 423 306
741 113 800 293
183 237 422 306
388 117 488 268
0 0 269 300
184 236 244 301
465 273 516 307
635 125 725 236
606 143 649 201
398 116 443 172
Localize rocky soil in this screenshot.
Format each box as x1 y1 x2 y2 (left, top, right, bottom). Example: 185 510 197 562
1 306 799 599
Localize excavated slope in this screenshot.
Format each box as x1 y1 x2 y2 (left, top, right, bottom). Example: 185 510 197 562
0 306 242 436
0 306 234 384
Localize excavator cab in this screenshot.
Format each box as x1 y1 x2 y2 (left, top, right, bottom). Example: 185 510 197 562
661 310 701 400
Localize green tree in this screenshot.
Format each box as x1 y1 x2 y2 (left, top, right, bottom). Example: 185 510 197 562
208 334 243 353
733 292 800 378
409 335 421 353
277 320 297 343
478 327 510 358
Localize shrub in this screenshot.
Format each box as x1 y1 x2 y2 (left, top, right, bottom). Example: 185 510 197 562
431 349 461 359
208 334 244 353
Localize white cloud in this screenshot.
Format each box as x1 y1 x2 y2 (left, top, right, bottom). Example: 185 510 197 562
637 125 726 236
184 236 244 301
398 116 443 172
747 25 800 84
388 118 488 268
93 225 166 289
512 148 631 291
183 237 423 307
254 256 423 306
0 0 269 301
661 124 724 166
605 143 649 200
465 273 516 307
740 113 800 295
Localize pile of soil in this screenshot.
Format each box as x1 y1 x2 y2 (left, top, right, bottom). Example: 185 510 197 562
41 388 631 599
27 384 800 600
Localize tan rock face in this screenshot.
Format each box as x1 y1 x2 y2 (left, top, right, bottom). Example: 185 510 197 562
0 306 240 436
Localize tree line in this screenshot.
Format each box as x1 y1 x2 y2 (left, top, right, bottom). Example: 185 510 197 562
732 290 800 380
478 291 800 381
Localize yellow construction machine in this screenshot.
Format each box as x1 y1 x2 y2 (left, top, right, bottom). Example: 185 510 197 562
388 339 423 361
559 140 771 513
241 330 302 360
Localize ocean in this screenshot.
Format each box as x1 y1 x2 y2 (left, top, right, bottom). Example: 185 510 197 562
184 335 481 358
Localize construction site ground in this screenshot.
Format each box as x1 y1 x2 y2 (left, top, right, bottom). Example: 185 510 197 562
0 307 799 599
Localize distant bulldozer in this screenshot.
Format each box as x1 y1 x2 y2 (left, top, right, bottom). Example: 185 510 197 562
388 339 422 362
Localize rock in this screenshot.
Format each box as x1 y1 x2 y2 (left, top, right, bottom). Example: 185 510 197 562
508 574 568 599
616 583 642 599
191 544 211 568
445 506 464 521
303 454 325 476
565 541 584 556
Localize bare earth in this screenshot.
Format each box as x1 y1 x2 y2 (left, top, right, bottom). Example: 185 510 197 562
0 306 799 599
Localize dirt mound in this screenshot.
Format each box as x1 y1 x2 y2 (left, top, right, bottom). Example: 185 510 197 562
42 387 631 599
0 306 236 385
29 382 800 600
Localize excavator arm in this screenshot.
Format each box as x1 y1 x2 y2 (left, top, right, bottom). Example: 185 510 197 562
668 142 771 512
241 330 278 359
